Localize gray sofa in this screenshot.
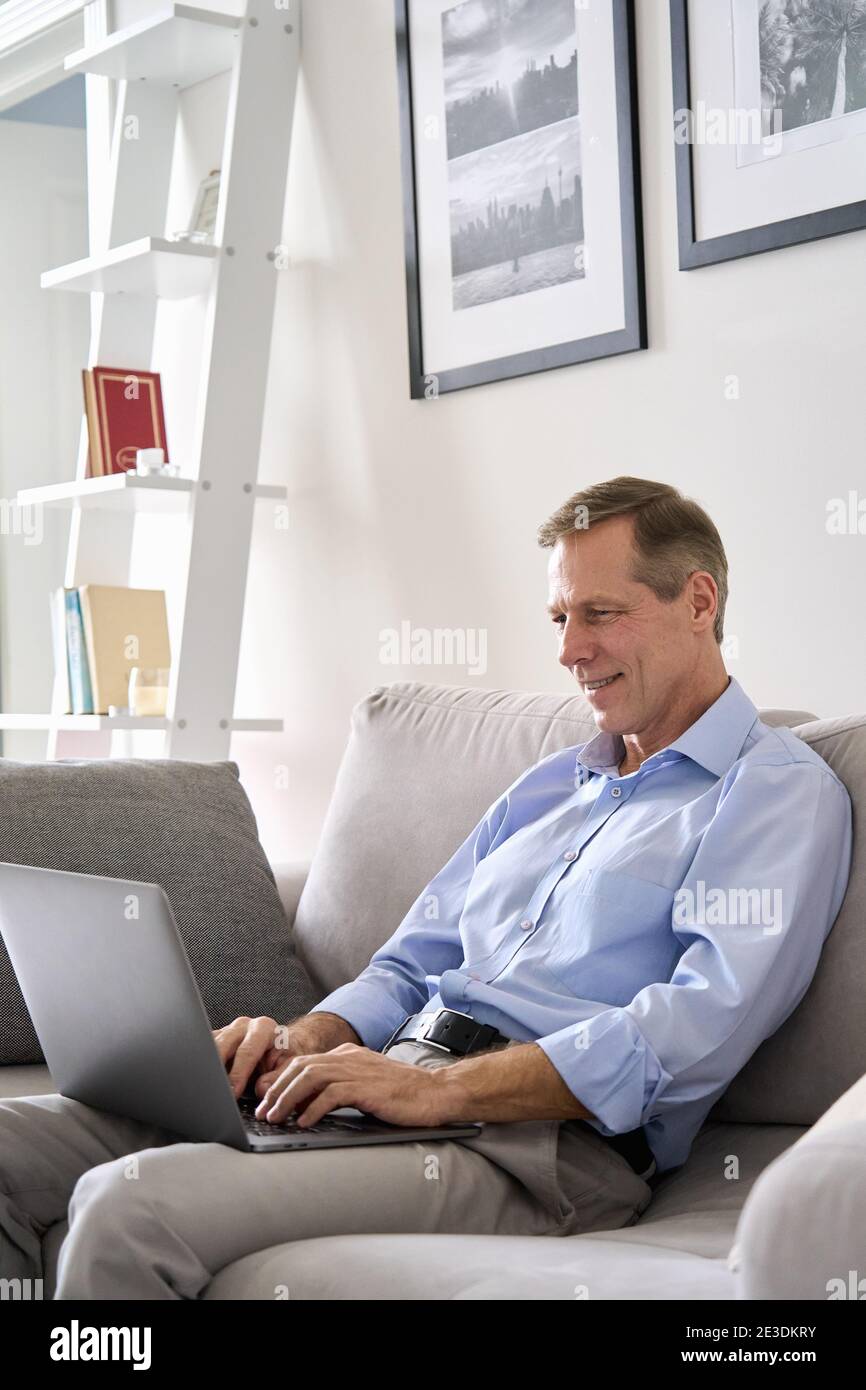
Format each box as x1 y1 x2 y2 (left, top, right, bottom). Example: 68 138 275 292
3 681 865 1299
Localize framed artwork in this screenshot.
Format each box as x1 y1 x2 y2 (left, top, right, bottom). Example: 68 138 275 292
190 170 221 242
671 0 866 269
395 0 646 398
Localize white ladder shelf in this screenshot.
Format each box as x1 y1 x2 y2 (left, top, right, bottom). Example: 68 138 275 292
3 0 300 761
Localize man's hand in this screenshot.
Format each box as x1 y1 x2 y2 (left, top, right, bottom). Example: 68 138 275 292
213 1013 361 1100
254 1039 594 1129
255 1043 451 1128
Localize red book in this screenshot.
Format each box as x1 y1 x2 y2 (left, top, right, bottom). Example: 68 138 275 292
91 367 170 475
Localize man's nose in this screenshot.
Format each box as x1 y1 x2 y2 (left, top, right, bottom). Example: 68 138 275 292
558 621 595 671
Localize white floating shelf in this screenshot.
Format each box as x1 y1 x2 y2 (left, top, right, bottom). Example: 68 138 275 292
16 475 287 513
64 4 241 90
0 716 284 733
41 237 217 299
0 715 168 732
18 474 194 513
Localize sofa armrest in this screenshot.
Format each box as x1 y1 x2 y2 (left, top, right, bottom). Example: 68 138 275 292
271 860 311 928
730 1072 866 1299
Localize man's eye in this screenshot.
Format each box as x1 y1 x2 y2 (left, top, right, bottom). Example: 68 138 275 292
588 609 613 619
552 615 566 628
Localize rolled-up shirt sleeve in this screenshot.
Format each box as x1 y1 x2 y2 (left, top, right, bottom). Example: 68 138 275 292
309 790 511 1050
536 761 853 1141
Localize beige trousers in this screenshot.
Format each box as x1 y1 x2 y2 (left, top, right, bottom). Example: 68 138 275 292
0 1039 653 1300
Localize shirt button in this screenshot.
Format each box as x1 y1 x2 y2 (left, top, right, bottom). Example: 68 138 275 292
520 919 533 931
563 850 577 862
610 787 622 798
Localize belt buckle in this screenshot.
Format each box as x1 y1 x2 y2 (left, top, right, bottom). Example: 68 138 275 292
420 1006 473 1038
419 1007 476 1052
417 1007 447 1042
418 1007 459 1050
382 1009 450 1054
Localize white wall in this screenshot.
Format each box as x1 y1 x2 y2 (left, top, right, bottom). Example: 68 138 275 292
0 119 89 760
84 0 866 866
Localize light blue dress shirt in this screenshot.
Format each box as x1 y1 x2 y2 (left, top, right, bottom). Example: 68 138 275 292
312 678 852 1173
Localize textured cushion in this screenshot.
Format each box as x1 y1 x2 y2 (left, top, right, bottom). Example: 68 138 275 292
0 759 317 1064
293 680 818 1006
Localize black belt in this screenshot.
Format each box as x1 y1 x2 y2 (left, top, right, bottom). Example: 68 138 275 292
384 1009 656 1181
383 1008 507 1057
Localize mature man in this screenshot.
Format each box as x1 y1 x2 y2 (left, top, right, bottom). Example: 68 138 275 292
0 477 852 1299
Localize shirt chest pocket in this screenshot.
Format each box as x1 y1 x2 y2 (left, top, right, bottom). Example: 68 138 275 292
540 868 677 999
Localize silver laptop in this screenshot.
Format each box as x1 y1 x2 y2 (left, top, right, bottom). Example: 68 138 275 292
0 862 482 1153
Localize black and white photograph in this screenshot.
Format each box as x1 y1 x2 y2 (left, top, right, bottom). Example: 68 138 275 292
672 0 866 266
443 0 579 156
397 0 645 395
448 121 585 309
443 0 585 309
756 0 866 132
734 0 866 166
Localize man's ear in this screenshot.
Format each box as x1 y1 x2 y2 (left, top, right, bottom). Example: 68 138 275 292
688 571 718 631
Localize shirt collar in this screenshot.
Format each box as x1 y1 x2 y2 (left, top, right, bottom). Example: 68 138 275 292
576 676 761 780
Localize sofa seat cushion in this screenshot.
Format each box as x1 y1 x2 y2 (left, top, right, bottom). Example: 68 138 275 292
206 1230 737 1301
634 1118 807 1231
0 1064 55 1098
204 1119 805 1301
0 758 317 1064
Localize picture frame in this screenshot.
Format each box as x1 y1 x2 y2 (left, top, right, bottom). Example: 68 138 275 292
189 169 221 243
671 0 866 270
395 0 646 398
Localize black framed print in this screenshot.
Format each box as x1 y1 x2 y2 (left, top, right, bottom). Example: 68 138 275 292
672 0 866 270
395 0 646 398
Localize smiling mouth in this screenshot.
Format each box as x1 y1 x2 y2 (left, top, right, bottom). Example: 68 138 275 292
582 673 623 692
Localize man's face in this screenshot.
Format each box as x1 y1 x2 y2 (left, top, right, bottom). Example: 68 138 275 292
546 516 706 737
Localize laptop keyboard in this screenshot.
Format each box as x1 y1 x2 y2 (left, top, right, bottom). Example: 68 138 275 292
237 1097 370 1138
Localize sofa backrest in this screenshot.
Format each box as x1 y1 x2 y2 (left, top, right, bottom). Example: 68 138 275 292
294 682 864 1126
712 713 866 1125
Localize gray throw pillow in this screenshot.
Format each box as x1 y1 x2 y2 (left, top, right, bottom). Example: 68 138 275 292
0 758 318 1065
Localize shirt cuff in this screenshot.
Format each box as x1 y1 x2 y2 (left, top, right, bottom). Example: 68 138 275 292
310 981 408 1052
536 1009 668 1136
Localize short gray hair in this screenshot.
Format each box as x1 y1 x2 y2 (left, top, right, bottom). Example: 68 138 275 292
537 475 728 643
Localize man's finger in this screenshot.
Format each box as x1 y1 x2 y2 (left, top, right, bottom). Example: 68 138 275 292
256 1056 326 1120
226 1017 277 1096
291 1083 354 1129
212 1017 250 1067
265 1071 347 1126
253 1068 282 1099
260 1043 294 1074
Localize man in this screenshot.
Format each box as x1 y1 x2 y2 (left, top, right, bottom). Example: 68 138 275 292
0 477 852 1299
